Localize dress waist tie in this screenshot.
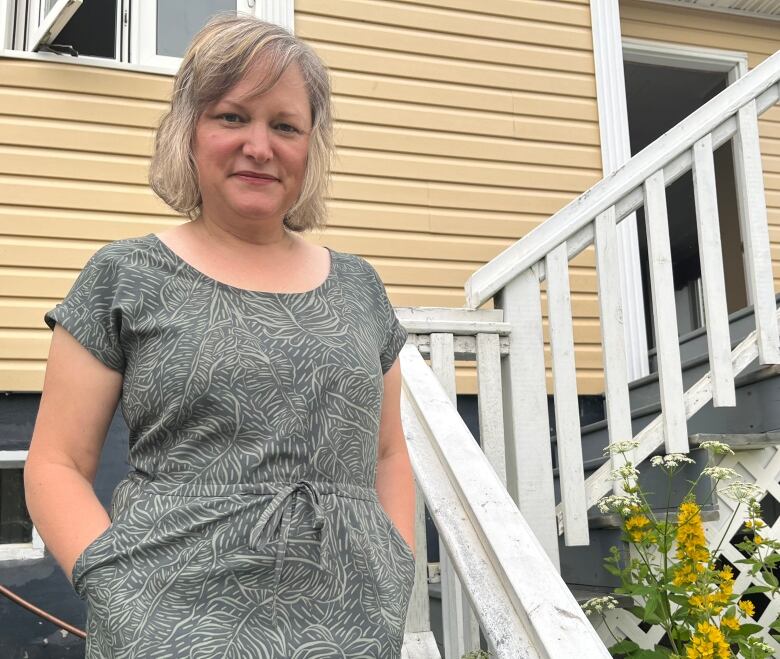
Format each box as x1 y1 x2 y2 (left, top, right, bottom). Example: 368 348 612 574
248 479 331 625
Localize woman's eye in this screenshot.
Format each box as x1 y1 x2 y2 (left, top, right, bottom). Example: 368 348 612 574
276 123 299 134
219 113 243 124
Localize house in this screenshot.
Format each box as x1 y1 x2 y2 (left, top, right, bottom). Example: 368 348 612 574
0 0 779 656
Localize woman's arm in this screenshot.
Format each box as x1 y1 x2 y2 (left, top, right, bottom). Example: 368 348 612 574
375 358 415 554
24 324 123 581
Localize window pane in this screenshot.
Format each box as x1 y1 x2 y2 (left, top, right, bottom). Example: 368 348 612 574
44 0 59 15
0 468 33 544
157 0 235 58
51 0 117 59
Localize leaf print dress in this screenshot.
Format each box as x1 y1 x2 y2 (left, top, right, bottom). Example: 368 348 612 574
43 233 415 659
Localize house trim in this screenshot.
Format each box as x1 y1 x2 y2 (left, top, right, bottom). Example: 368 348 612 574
590 0 650 382
638 0 780 23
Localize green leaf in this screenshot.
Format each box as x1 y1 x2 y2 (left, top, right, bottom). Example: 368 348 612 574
764 571 779 588
608 639 640 656
742 584 772 594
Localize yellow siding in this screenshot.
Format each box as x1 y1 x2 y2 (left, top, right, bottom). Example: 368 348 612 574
301 0 603 395
620 0 780 316
1 0 604 394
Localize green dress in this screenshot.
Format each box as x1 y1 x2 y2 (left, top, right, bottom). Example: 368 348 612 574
44 233 414 658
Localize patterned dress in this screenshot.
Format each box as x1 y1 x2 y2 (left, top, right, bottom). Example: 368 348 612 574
44 233 414 658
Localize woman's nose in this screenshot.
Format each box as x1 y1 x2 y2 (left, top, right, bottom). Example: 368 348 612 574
242 124 273 162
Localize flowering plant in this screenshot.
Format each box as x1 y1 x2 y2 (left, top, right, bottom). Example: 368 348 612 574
582 440 780 658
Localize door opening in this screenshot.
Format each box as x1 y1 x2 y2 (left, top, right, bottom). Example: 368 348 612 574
623 60 747 363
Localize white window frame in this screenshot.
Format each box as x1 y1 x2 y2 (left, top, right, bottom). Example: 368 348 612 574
28 0 82 51
0 451 45 562
131 0 258 70
0 0 294 74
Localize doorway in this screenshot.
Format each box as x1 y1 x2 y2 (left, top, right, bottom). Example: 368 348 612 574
622 46 749 360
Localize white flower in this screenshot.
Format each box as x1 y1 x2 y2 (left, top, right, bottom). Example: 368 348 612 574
609 463 639 482
746 638 772 653
602 439 640 456
597 493 642 516
720 481 763 504
582 595 619 614
701 466 739 480
698 440 735 455
650 454 695 469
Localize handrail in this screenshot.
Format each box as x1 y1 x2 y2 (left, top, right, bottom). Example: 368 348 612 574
465 49 780 309
400 344 611 659
557 306 780 532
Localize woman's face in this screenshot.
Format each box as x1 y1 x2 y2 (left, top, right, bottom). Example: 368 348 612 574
192 61 312 229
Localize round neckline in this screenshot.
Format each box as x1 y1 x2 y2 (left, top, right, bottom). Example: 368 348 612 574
148 232 335 296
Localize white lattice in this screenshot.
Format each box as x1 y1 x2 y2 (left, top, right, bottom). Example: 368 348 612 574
587 445 780 654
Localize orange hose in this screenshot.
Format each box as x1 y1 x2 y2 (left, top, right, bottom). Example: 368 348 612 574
0 583 86 639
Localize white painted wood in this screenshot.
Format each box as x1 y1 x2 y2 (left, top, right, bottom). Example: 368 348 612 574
401 631 442 659
623 38 750 75
692 134 736 407
429 333 480 658
401 345 611 658
256 0 295 33
465 50 780 308
407 334 510 360
494 269 560 568
476 333 508 486
534 82 780 283
545 243 589 546
593 208 635 492
393 309 509 337
643 171 689 454
734 99 780 365
590 0 649 382
29 0 81 51
404 480 432 635
566 307 780 526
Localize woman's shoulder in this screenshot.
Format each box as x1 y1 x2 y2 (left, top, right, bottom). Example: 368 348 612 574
87 234 157 267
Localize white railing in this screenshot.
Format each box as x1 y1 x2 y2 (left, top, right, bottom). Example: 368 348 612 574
463 50 780 555
397 322 611 659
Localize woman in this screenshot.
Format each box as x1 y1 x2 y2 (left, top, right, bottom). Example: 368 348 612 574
24 13 416 658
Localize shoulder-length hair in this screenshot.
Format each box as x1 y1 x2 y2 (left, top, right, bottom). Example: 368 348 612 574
148 13 333 232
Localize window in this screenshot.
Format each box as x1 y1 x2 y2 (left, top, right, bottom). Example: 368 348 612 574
1 0 294 71
0 451 44 561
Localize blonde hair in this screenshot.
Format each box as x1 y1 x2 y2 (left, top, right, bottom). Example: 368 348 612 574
148 13 333 232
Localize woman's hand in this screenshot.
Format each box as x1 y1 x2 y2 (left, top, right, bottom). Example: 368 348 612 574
24 324 123 582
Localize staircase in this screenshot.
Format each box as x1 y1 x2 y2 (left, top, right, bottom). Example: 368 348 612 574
398 49 780 657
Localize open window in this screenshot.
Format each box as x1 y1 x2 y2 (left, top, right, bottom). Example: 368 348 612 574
29 0 83 53
0 451 44 562
3 0 294 70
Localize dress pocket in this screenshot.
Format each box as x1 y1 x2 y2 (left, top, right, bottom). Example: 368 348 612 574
374 502 415 564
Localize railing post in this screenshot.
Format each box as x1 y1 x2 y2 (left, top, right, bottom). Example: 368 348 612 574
644 170 689 454
429 333 481 657
692 134 736 407
733 99 780 365
494 268 560 568
593 207 635 489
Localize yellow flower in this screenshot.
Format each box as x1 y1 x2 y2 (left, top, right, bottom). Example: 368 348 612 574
745 518 766 529
720 615 740 631
738 599 755 618
625 512 653 543
685 621 730 659
754 534 764 545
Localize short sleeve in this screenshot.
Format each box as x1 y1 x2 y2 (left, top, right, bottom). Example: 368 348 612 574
44 245 126 373
365 262 407 375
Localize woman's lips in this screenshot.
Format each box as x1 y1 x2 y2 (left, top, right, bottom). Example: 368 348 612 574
234 172 279 184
